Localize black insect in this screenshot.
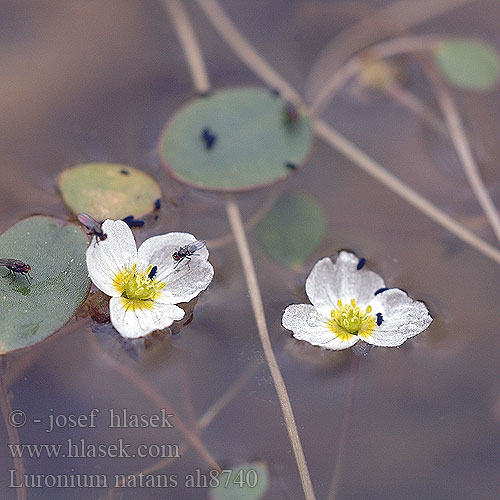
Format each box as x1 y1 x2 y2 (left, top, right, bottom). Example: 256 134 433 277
285 162 297 170
270 88 280 97
172 240 206 270
357 258 366 270
154 198 162 210
120 169 130 175
201 128 217 150
376 313 384 326
77 214 108 245
148 266 158 279
0 259 32 284
122 215 145 228
77 213 107 244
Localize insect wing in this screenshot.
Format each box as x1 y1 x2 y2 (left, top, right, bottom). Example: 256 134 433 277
0 258 18 267
186 240 206 254
77 213 102 232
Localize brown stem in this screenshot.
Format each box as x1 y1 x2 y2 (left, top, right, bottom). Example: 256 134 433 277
326 355 360 500
0 357 27 500
107 362 258 500
88 334 220 472
225 196 317 500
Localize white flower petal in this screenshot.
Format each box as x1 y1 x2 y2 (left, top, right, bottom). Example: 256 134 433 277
366 289 432 347
86 220 138 296
305 252 386 314
109 297 185 339
282 304 359 350
137 232 213 303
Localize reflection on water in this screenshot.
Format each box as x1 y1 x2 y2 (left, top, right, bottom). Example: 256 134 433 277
1 1 500 499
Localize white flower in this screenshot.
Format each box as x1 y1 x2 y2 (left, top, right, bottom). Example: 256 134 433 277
282 251 432 350
86 220 214 339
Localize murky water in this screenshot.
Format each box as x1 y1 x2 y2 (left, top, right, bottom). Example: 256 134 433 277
1 1 500 499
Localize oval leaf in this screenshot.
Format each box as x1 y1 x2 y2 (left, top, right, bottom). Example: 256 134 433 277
58 163 161 220
0 216 90 353
256 193 326 270
434 39 500 91
209 462 269 500
159 87 313 191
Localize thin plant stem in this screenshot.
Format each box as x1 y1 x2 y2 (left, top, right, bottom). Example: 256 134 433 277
426 68 500 245
206 185 284 250
305 0 476 103
196 362 258 430
195 0 303 105
107 362 258 500
194 0 500 266
384 82 449 138
0 358 27 500
88 334 220 472
162 2 317 496
311 34 442 116
179 358 197 427
225 196 317 500
326 355 360 500
161 0 210 93
314 119 500 264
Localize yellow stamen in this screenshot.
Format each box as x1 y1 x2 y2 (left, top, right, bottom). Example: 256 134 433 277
328 298 376 340
113 263 165 310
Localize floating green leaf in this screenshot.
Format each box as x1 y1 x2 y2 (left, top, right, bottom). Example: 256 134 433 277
434 39 500 90
159 87 313 191
209 462 269 500
0 216 90 353
58 163 161 220
256 193 326 270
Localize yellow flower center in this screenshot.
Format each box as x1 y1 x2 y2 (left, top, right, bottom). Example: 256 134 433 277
113 264 166 309
327 298 377 341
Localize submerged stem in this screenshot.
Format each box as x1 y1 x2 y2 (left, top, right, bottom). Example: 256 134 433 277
426 67 500 246
326 355 360 500
225 196 317 500
314 119 500 264
88 335 220 472
195 0 500 267
107 362 258 500
0 358 27 500
161 0 210 93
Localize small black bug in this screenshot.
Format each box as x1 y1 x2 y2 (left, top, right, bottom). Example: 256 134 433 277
357 258 366 270
201 128 217 150
148 266 158 279
122 215 145 228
